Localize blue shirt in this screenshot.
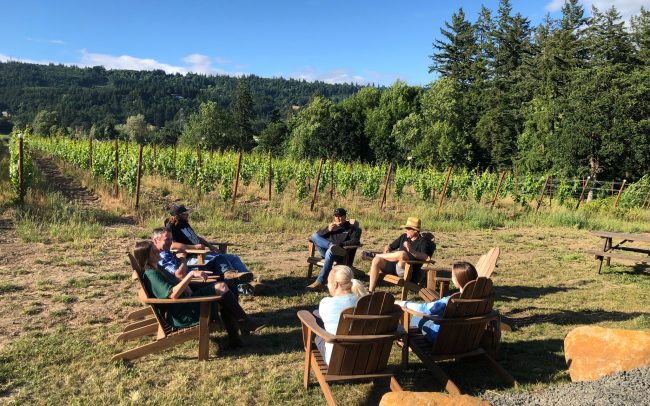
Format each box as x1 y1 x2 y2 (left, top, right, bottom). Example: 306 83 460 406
158 250 180 276
398 296 450 343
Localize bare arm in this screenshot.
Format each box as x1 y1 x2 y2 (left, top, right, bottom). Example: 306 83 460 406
169 270 212 299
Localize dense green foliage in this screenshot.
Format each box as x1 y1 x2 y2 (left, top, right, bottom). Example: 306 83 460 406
28 135 650 209
0 61 362 136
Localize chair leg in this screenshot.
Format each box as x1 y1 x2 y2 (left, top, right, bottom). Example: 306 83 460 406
482 352 519 389
307 263 314 279
303 329 312 389
198 302 211 361
311 354 336 406
111 330 199 361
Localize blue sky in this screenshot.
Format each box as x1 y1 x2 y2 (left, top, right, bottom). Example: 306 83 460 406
1 0 647 86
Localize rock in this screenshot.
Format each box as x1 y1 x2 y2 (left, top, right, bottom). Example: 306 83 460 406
564 326 650 382
379 391 490 406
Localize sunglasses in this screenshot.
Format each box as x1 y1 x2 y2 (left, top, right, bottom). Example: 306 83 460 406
405 227 416 231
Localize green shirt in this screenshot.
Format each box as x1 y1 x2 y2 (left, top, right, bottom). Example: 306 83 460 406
143 268 201 328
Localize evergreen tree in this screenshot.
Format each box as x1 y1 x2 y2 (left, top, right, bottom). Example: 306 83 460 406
231 78 255 150
430 8 476 88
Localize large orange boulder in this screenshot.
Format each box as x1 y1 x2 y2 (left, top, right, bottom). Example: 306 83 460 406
379 392 490 406
564 325 650 382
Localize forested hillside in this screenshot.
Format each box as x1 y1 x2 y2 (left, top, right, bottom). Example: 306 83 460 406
0 61 363 132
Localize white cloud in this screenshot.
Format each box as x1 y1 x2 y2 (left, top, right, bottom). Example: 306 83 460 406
0 53 55 65
215 56 231 64
546 0 647 20
48 39 66 45
289 67 398 85
75 50 247 77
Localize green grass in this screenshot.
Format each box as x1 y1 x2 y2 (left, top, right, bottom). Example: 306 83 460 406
0 283 23 294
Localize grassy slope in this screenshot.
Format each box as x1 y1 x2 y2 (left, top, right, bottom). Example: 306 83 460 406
0 152 648 405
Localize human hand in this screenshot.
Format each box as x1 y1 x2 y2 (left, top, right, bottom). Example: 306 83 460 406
402 240 411 251
190 270 212 281
328 223 337 231
193 244 205 250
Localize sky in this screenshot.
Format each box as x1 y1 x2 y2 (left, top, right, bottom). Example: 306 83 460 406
1 0 648 86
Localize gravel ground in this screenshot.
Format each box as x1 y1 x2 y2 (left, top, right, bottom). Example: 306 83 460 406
483 367 650 406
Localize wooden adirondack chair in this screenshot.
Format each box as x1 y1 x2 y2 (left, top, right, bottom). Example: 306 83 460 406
378 257 435 300
297 292 403 406
112 253 223 362
421 247 501 301
307 219 362 279
399 277 517 394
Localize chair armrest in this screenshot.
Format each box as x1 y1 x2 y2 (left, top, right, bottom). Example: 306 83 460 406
399 306 429 319
297 310 337 343
408 311 498 325
402 259 435 265
171 248 210 255
142 295 222 304
342 245 362 249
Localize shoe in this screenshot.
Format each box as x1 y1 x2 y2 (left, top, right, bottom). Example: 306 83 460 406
239 319 266 335
223 270 255 284
237 283 255 295
248 281 266 296
361 251 376 261
330 245 347 257
306 280 326 291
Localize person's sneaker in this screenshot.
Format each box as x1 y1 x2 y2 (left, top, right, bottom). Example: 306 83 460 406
237 283 255 295
329 244 347 257
223 270 255 284
361 251 376 261
239 319 266 335
306 280 326 291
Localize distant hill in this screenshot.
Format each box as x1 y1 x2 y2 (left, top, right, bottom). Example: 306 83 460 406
0 61 366 130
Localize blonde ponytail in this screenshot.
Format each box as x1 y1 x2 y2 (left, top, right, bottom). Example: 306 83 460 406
350 279 368 297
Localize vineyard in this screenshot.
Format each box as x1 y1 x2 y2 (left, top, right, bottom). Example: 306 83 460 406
12 131 650 211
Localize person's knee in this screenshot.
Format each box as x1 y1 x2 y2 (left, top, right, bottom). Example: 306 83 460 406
213 281 230 294
310 232 321 241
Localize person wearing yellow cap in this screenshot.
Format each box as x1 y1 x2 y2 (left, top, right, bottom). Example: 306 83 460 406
367 217 435 292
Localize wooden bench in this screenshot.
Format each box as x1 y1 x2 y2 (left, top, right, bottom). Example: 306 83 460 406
589 231 650 273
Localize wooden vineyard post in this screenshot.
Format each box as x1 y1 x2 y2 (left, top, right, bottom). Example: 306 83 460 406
329 157 335 200
196 145 202 196
173 144 177 176
576 176 591 210
135 144 143 209
613 180 626 208
88 135 93 174
490 171 506 210
17 132 24 203
231 151 242 209
548 175 553 206
268 151 272 201
379 161 393 210
310 158 324 211
535 176 550 213
114 138 119 197
436 166 453 216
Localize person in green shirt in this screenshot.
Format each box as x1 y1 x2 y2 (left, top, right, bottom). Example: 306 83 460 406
133 230 264 349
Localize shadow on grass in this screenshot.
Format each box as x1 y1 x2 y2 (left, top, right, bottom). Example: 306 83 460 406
497 285 572 302
601 263 650 276
502 307 649 329
398 338 567 395
262 275 323 298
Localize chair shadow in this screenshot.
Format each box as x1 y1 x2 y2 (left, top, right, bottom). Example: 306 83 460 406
601 263 650 276
396 338 567 395
497 285 571 302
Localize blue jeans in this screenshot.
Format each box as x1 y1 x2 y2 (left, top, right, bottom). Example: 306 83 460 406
311 232 343 284
204 253 250 274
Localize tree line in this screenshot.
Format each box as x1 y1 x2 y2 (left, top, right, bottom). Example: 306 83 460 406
2 0 649 181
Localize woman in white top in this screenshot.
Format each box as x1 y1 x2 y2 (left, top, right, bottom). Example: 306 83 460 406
316 265 368 363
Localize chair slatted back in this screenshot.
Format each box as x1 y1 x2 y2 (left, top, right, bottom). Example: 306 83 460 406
476 247 500 278
431 277 495 355
327 292 401 376
127 253 174 336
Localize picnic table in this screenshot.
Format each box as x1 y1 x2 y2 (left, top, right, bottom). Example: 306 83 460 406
589 230 650 273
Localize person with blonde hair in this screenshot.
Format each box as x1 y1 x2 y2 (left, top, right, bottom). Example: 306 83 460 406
397 261 478 343
315 265 368 363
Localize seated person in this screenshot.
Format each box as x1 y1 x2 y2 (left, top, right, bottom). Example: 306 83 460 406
307 207 362 291
153 228 243 297
133 235 264 348
397 261 477 342
367 217 435 292
315 265 368 364
165 203 254 285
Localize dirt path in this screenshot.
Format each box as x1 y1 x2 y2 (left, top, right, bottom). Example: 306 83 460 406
33 152 101 207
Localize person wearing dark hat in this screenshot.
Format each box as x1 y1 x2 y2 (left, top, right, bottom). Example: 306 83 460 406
165 203 257 293
307 208 362 291
367 217 435 292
